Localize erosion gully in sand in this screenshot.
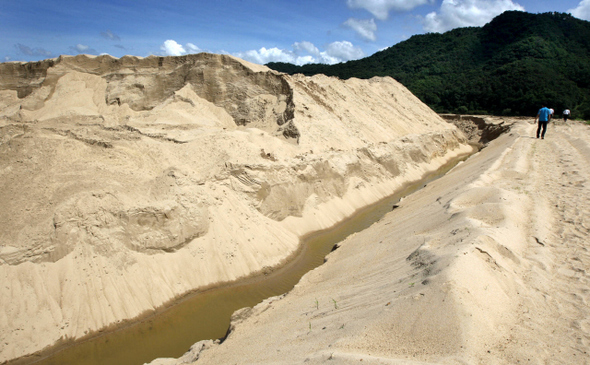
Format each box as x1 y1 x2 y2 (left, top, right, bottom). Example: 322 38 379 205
0 54 501 364
24 149 477 365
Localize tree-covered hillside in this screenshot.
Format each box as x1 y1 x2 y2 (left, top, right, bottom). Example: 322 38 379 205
268 11 590 119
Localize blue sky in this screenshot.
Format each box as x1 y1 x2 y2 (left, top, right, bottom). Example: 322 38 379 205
2 0 589 65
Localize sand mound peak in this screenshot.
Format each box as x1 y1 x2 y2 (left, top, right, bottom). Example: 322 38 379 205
0 54 471 362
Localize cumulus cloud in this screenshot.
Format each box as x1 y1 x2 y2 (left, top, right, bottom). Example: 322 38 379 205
423 0 525 33
236 47 296 64
323 41 365 62
15 44 52 57
70 44 97 54
234 41 365 65
347 0 435 20
293 41 321 56
343 18 378 41
161 40 186 56
569 0 590 21
160 40 202 56
157 39 362 65
100 30 121 41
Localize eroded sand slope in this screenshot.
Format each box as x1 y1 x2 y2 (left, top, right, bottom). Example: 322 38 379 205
156 118 589 365
0 53 470 361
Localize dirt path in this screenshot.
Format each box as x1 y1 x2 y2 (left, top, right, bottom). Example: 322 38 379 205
497 120 590 363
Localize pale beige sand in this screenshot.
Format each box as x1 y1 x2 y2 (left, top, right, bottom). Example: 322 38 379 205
151 119 590 364
0 54 471 362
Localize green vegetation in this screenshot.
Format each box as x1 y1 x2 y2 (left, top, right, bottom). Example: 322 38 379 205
267 11 590 119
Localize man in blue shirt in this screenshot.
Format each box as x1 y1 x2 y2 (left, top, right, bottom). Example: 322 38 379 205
535 105 551 139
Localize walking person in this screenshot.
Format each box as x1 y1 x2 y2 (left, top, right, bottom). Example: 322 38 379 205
563 108 571 122
535 104 551 139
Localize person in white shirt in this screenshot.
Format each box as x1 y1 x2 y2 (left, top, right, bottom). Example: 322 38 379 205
563 109 571 122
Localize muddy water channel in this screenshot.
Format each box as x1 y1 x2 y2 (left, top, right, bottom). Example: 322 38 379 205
27 152 473 365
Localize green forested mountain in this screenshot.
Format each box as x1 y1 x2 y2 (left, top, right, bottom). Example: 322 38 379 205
267 11 590 119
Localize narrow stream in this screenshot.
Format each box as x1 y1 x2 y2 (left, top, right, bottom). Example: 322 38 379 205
26 152 472 365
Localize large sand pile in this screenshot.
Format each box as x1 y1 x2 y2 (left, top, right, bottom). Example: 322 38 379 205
153 118 590 364
0 53 471 362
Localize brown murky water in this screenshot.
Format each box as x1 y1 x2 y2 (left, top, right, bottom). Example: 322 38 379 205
25 152 472 365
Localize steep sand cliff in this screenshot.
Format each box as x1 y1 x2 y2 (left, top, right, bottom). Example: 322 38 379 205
0 53 471 361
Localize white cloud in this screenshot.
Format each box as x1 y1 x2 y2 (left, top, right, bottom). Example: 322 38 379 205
293 41 321 57
294 55 317 64
234 41 365 65
158 39 363 66
237 47 297 64
186 43 201 54
160 40 202 56
347 0 435 20
343 18 378 41
161 40 186 56
569 0 590 21
423 0 525 33
324 41 365 63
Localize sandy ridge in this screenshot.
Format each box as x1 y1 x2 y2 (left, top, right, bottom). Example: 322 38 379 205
0 54 471 362
150 119 590 365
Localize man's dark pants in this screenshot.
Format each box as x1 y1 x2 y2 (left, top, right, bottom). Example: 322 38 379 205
537 121 548 138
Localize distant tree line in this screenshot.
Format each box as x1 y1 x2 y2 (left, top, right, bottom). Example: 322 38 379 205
268 11 590 120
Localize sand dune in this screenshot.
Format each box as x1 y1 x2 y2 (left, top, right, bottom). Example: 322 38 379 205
152 118 590 364
4 53 588 365
0 54 471 362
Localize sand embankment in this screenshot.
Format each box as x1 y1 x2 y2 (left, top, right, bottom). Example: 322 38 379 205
149 118 590 364
0 53 471 362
